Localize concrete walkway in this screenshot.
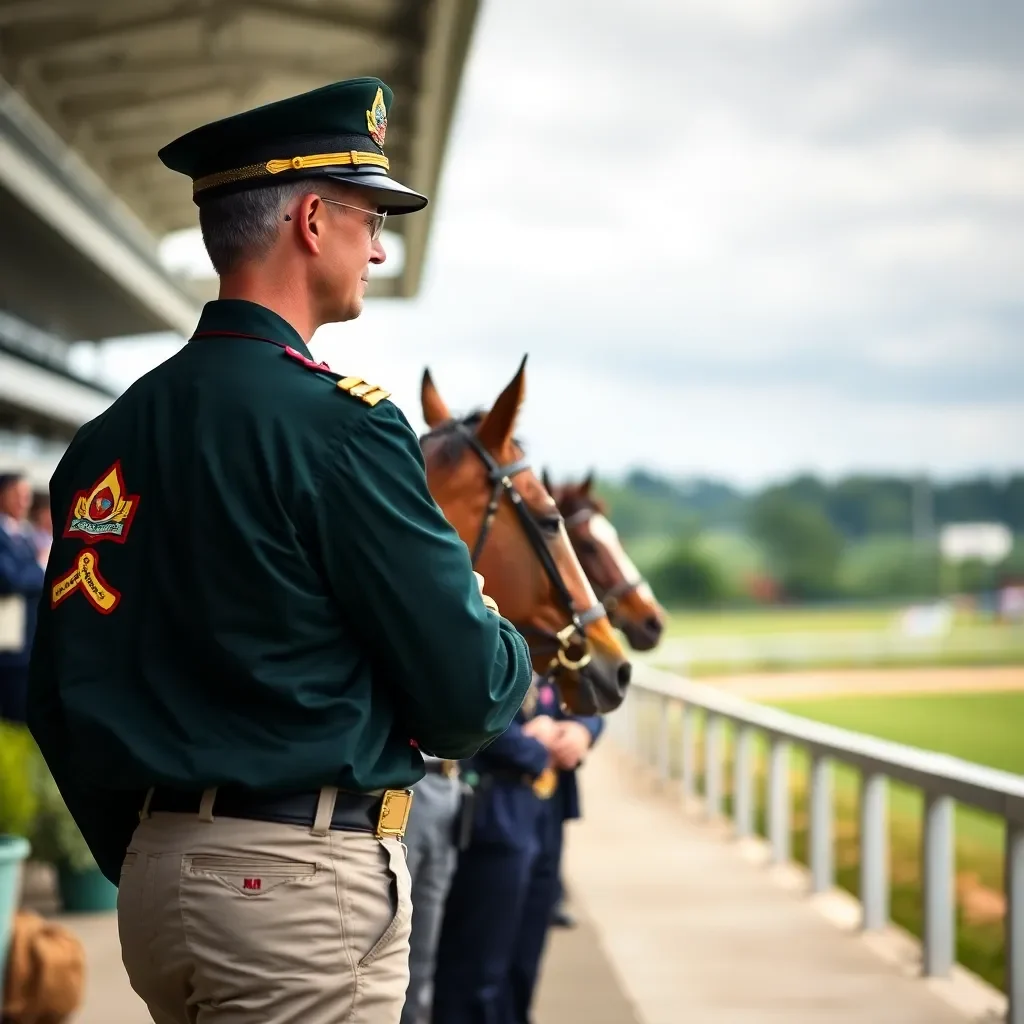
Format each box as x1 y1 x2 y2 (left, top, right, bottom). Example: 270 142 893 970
535 903 643 1024
562 742 983 1024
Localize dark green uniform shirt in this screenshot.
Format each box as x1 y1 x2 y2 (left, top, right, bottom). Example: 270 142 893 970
27 299 531 882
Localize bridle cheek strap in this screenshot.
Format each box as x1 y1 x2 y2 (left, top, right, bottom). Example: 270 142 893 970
451 423 603 672
562 506 646 615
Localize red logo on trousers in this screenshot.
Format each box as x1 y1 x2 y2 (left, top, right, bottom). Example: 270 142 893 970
243 878 261 890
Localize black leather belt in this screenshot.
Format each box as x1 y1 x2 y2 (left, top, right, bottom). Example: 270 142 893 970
147 786 383 834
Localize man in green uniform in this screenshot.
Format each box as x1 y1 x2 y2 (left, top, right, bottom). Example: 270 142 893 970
26 77 532 1024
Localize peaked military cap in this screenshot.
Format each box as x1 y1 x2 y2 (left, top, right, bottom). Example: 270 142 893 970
158 77 427 214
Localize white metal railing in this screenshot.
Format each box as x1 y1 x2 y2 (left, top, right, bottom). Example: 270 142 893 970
613 664 1023 1022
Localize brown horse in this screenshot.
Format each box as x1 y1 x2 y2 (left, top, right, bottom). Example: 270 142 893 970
545 473 667 652
419 360 631 716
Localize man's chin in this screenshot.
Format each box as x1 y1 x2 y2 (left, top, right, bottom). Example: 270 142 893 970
328 297 363 324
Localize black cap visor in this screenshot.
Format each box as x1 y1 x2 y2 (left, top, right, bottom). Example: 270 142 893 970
324 166 427 214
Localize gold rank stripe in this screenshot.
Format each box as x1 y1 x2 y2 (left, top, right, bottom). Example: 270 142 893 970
193 150 390 194
336 376 391 407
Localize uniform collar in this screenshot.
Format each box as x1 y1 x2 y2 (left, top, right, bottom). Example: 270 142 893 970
191 300 313 360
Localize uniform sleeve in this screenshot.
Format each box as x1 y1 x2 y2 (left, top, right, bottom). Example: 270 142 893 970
472 720 550 778
315 402 533 759
26 592 141 885
576 714 605 746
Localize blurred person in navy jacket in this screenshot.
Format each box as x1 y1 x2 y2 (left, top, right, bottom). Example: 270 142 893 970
0 472 46 723
431 678 602 1024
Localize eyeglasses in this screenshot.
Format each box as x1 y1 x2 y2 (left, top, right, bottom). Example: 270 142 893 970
316 196 387 241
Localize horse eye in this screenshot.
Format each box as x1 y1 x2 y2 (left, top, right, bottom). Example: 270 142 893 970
537 514 563 534
577 540 598 556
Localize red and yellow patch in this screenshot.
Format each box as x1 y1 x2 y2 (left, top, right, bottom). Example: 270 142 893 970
51 549 121 614
63 461 139 545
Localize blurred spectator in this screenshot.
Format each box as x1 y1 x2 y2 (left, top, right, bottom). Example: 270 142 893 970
29 491 52 566
0 472 45 723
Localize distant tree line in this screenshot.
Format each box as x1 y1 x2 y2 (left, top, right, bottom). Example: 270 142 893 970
594 471 1024 607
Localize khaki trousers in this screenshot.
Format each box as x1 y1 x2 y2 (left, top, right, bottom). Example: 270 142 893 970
116 791 411 1024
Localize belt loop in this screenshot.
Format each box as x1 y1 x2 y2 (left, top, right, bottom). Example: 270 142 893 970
312 786 338 837
139 787 154 821
198 788 217 823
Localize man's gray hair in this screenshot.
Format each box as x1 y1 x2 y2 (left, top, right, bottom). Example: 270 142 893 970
198 181 315 275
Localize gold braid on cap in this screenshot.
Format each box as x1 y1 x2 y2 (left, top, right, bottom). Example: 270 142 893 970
193 150 390 195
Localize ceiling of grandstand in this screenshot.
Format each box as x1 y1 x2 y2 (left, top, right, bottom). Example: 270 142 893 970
0 0 478 301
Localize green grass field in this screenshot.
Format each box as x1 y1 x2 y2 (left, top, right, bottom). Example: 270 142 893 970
770 691 1024 776
664 604 900 637
655 604 1024 675
637 689 1024 991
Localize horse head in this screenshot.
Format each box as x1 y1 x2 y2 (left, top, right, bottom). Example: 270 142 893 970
544 472 666 652
419 360 631 715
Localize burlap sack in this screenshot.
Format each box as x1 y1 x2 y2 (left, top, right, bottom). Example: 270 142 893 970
2 910 85 1024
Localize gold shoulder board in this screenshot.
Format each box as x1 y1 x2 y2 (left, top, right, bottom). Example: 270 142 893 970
336 376 391 407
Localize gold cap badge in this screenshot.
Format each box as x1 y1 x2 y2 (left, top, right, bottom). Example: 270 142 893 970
367 86 388 148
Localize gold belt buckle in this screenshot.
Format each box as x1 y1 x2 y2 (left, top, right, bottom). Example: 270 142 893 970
441 760 459 780
376 788 414 839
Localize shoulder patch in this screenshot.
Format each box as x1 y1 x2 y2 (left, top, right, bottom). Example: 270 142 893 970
281 346 389 406
336 376 391 407
63 461 139 545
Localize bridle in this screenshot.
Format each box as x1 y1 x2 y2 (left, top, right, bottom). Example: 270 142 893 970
563 505 647 618
426 420 606 676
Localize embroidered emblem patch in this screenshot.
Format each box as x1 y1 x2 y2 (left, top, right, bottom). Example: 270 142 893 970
51 550 121 614
63 462 139 544
366 86 387 148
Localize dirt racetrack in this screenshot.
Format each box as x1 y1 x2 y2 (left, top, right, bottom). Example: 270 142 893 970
708 664 1024 702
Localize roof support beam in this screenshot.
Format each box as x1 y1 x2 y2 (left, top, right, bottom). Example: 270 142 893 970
399 0 480 297
0 1 92 26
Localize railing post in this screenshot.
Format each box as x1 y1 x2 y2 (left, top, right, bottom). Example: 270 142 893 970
1007 821 1024 1024
768 737 790 864
921 792 954 977
809 751 833 893
733 725 754 837
705 713 723 819
860 771 889 931
641 690 654 767
681 704 696 812
657 697 670 783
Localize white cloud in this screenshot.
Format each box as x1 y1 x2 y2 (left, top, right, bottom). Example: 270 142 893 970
112 0 1024 486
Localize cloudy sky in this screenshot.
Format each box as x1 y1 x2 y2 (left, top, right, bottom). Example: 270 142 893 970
87 0 1024 487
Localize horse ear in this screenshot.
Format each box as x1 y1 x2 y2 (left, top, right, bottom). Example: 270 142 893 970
476 355 527 452
421 367 451 429
580 470 595 496
541 468 555 495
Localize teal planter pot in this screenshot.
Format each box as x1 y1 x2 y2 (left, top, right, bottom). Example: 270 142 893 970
0 835 30 1000
57 863 118 914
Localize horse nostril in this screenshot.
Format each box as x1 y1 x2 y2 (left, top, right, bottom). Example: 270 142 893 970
645 616 663 636
617 662 632 688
